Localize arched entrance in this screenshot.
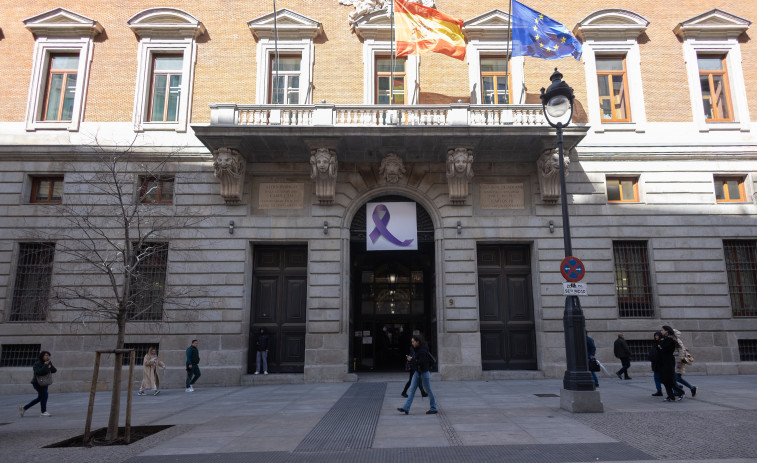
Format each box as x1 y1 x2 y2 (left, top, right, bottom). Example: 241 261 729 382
349 196 436 372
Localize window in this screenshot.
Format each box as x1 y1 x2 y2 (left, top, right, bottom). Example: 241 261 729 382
606 177 638 202
574 9 649 131
626 340 655 362
122 343 158 365
30 176 64 203
269 54 301 104
149 55 183 122
698 55 733 122
375 56 406 104
23 8 102 131
0 344 42 367
248 9 321 105
480 57 511 104
738 339 757 361
127 242 168 321
596 57 630 122
613 241 654 317
714 176 745 202
724 240 757 317
139 177 174 204
43 54 79 121
128 8 205 132
10 243 55 322
675 9 750 131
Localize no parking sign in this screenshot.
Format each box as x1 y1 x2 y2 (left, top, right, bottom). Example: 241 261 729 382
560 256 585 282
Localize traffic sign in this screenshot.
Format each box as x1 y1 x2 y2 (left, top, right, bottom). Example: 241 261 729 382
563 282 588 296
560 256 585 282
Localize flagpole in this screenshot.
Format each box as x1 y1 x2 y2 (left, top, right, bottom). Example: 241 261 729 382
273 0 280 104
505 0 513 104
390 0 395 105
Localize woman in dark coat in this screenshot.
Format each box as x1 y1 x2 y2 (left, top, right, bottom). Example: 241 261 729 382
658 326 680 402
19 350 57 417
401 344 427 398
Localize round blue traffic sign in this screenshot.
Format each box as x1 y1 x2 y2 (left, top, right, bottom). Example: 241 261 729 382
560 256 585 282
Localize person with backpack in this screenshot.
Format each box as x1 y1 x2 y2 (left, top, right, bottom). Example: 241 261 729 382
672 328 697 397
397 335 438 415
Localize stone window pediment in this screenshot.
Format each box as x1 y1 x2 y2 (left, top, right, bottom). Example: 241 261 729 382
674 9 750 39
354 9 393 41
248 9 323 40
573 9 649 41
462 9 511 41
24 7 103 38
127 8 206 39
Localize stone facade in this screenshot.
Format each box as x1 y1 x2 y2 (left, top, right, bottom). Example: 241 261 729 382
1 1 757 393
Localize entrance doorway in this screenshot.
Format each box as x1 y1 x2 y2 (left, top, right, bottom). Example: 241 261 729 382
248 245 307 373
477 244 537 370
349 197 435 372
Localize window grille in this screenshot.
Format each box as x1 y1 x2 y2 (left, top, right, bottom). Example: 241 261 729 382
10 243 55 321
0 344 42 367
738 339 757 361
122 343 158 366
724 240 757 317
127 242 168 321
613 241 654 317
626 340 656 363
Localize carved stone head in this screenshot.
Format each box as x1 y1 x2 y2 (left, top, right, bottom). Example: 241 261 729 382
379 152 406 184
310 147 337 180
446 147 473 179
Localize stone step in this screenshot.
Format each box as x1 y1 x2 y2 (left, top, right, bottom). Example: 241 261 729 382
240 374 305 386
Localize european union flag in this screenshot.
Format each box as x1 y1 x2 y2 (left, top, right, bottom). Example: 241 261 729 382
510 0 582 61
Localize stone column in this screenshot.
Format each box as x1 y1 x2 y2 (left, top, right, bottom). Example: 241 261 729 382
213 147 246 204
446 147 474 204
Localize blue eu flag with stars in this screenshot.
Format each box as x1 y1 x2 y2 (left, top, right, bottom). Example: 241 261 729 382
510 0 582 60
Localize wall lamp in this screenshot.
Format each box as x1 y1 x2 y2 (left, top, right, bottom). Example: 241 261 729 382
549 220 554 233
457 221 462 235
323 221 329 235
229 220 234 235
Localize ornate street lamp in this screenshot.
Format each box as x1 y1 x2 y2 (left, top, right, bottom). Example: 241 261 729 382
540 69 595 394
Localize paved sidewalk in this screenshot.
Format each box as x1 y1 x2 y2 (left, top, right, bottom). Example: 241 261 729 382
1 374 756 463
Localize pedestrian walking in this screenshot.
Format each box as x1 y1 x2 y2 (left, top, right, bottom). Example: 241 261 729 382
614 332 632 380
658 325 681 402
19 350 57 417
586 334 599 388
397 335 438 415
648 331 663 396
401 343 427 398
672 328 697 397
138 347 166 396
254 327 270 375
185 339 201 392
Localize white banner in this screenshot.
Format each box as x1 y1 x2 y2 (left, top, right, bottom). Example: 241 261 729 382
563 282 588 296
366 202 418 251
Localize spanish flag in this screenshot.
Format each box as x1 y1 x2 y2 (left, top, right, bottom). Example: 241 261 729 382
394 0 466 61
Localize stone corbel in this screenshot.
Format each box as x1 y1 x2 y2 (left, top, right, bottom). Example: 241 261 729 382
379 153 406 184
212 147 246 204
446 147 474 205
536 147 569 203
310 147 338 204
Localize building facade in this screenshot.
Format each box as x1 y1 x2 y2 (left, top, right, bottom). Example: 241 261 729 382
1 0 756 393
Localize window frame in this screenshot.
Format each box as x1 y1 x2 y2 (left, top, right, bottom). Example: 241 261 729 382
606 176 639 203
714 175 746 203
374 55 407 105
147 54 184 123
23 8 102 132
42 53 79 122
595 56 631 123
698 54 734 122
9 242 56 322
30 176 64 204
139 176 175 204
724 240 757 317
127 242 169 321
479 55 513 105
268 53 303 105
612 240 655 318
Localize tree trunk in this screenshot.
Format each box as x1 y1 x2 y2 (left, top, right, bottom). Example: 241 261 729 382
105 318 127 441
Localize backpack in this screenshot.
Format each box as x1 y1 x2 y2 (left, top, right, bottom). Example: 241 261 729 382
681 349 694 365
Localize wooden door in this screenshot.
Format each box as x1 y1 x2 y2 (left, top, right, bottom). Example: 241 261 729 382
249 245 307 373
477 244 536 370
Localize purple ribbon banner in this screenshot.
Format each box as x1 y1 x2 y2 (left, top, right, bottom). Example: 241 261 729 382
368 204 415 247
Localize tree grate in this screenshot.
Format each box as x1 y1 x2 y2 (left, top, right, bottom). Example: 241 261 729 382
294 382 386 452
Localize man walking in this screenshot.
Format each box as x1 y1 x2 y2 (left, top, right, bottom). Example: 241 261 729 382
614 332 632 380
186 339 201 392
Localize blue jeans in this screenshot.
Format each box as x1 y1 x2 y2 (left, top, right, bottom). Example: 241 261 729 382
24 382 49 413
654 371 662 392
589 357 598 386
676 373 694 390
186 365 201 387
402 371 437 412
256 351 268 373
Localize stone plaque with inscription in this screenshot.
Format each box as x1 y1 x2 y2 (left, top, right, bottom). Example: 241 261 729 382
480 183 525 210
258 183 304 209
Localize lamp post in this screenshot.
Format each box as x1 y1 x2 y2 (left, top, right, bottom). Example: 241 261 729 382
540 69 594 393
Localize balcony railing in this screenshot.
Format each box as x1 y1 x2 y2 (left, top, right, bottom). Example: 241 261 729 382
209 103 547 128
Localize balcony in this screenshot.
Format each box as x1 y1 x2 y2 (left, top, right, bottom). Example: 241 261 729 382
192 103 589 163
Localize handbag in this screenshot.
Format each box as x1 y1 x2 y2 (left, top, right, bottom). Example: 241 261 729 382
682 349 694 365
36 371 53 386
588 358 601 372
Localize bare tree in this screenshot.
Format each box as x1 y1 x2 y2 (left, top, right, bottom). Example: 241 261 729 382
34 139 211 441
